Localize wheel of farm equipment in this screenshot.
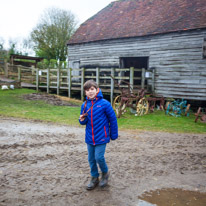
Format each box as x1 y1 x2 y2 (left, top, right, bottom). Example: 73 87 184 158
195 107 201 123
113 95 124 118
165 101 174 115
165 101 170 110
136 98 149 116
185 104 190 116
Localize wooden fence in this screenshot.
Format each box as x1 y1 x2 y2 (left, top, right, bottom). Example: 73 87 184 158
3 63 155 102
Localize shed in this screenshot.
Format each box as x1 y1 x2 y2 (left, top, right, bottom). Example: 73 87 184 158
67 0 206 101
10 54 43 68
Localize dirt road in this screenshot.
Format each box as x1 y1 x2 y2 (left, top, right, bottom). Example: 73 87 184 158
0 117 206 206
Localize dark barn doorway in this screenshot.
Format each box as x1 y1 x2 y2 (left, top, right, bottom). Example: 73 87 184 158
120 57 149 86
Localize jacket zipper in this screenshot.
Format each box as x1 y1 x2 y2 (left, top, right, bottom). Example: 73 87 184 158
104 126 107 137
91 100 95 145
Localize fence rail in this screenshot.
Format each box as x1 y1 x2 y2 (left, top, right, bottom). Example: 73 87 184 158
2 63 155 102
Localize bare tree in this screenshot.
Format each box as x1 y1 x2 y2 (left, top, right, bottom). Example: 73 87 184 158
30 7 77 61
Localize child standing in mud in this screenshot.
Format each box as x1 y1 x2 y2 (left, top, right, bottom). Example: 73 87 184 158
79 80 118 190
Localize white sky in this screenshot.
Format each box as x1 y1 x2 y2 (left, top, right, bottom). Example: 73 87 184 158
0 0 113 48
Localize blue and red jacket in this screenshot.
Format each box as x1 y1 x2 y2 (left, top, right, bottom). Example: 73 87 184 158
79 88 118 145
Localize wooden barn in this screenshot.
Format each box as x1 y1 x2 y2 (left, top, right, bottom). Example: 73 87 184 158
67 0 206 101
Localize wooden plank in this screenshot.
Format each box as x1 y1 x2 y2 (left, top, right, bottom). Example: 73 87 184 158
200 79 206 84
141 68 145 89
83 68 96 72
133 77 142 80
57 67 60 95
111 68 115 103
155 79 200 84
155 83 206 89
67 68 71 98
156 75 206 80
36 68 39 92
156 93 206 101
151 69 155 93
130 67 134 90
85 75 97 78
18 67 21 82
4 63 8 77
50 82 58 85
47 67 50 94
81 68 85 101
156 90 206 97
96 67 100 85
72 75 81 78
155 86 206 93
115 68 130 72
72 82 81 86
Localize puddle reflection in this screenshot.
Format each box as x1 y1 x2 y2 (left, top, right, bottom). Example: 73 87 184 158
138 188 206 206
137 199 156 206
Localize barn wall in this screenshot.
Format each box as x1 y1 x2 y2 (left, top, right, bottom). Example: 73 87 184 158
68 29 206 100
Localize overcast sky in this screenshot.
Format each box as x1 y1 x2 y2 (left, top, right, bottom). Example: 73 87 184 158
0 0 113 48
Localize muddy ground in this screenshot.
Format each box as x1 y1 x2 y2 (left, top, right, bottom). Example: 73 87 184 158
0 117 206 206
23 93 79 107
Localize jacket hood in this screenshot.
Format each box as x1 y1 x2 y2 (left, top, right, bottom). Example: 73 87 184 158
86 88 103 101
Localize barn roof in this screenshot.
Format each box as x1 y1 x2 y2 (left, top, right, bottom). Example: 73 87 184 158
68 0 206 45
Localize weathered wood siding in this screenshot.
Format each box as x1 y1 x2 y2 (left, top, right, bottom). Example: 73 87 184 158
68 29 206 100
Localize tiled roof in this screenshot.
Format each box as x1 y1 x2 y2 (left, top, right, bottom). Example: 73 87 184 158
68 0 206 45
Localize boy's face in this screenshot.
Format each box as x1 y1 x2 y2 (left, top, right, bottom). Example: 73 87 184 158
85 86 97 100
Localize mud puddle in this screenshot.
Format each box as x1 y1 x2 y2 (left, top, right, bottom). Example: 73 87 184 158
138 188 206 206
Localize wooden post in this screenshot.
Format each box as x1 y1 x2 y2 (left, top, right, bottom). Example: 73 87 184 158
4 62 8 77
36 68 39 92
47 67 50 94
130 67 134 91
151 69 155 93
57 67 60 95
81 68 85 101
110 68 115 104
67 68 72 98
141 68 145 89
96 67 100 85
18 66 21 82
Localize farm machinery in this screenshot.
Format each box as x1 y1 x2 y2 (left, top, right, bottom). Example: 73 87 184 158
112 79 164 118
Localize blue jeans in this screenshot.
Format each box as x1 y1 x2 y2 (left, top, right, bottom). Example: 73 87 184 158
87 143 108 177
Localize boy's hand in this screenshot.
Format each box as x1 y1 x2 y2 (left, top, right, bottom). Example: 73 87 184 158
79 114 86 121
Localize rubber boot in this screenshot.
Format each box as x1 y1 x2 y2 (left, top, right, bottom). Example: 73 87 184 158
86 177 99 190
99 172 109 187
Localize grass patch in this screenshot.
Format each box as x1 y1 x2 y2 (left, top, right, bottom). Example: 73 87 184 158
118 110 206 133
0 89 205 133
0 89 81 126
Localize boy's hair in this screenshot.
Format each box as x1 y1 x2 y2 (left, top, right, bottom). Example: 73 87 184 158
83 80 98 91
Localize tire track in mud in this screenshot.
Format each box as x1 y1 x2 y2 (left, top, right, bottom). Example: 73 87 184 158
0 132 83 166
0 121 89 206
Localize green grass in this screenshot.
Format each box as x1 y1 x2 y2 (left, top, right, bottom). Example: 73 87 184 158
0 89 205 133
118 110 206 133
0 89 81 126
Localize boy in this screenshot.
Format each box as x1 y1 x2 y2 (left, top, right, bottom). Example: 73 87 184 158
79 80 118 190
